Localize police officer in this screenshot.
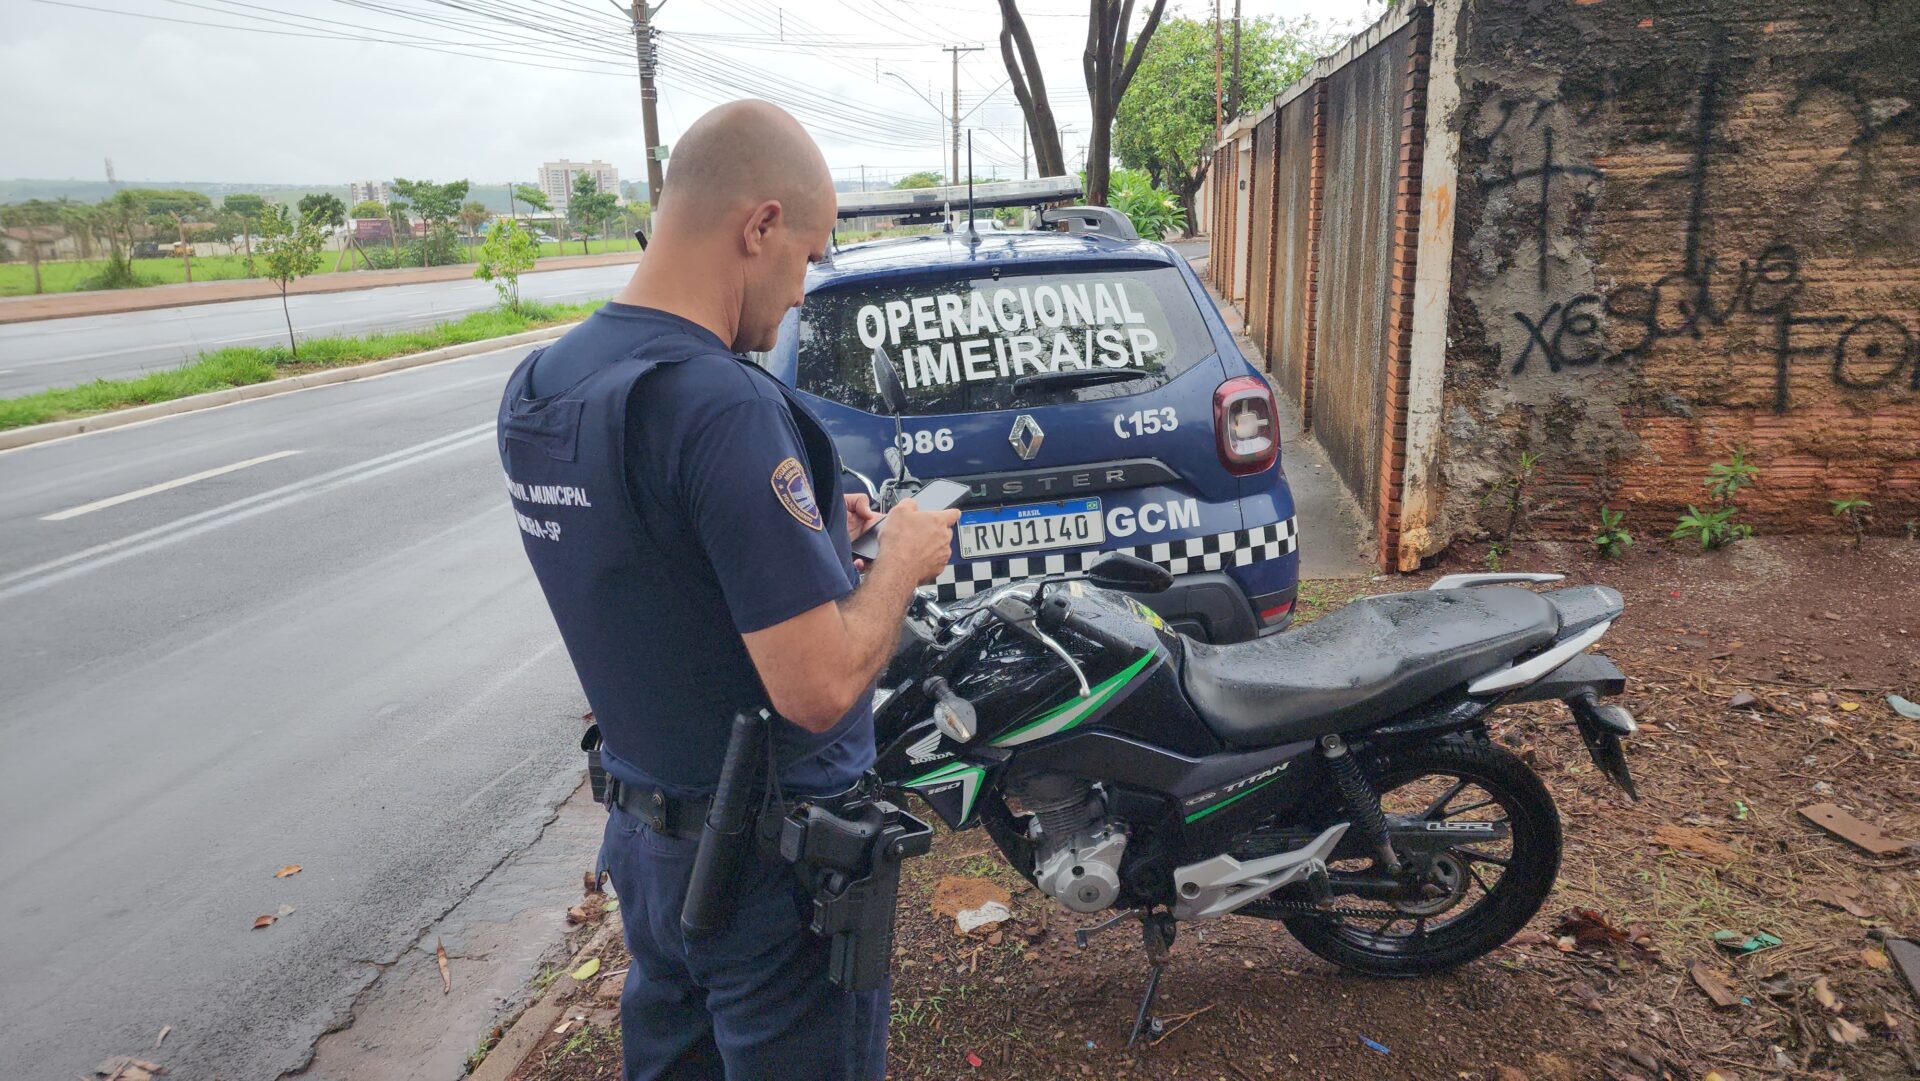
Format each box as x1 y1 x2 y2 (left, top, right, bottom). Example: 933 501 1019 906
496 100 958 1080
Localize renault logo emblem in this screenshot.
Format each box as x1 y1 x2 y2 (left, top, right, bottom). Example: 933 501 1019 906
1008 414 1044 461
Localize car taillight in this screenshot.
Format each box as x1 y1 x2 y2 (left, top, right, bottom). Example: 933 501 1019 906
1213 376 1279 476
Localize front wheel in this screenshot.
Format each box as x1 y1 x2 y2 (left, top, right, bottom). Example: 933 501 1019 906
1278 736 1562 977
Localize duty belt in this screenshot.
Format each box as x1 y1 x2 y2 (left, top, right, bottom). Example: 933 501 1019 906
606 774 871 840
606 778 710 838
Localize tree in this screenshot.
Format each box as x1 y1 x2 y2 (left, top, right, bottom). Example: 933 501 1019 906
474 218 538 310
348 199 386 219
94 189 149 286
224 192 268 269
994 1 1170 205
57 198 99 260
893 170 945 190
391 178 470 266
513 183 552 239
128 188 212 222
1114 16 1323 222
995 1 1068 179
1 200 63 294
255 204 325 355
458 200 492 250
299 192 346 229
568 174 618 255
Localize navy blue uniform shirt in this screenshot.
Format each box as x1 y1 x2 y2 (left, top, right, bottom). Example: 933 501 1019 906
499 302 873 799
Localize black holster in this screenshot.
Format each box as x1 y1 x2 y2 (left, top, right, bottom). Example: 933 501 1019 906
676 711 933 992
780 789 933 991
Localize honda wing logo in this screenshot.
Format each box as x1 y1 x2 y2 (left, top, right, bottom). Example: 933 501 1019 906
905 731 948 765
1008 414 1044 461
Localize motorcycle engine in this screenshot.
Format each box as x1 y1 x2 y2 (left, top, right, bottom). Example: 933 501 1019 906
1012 774 1127 914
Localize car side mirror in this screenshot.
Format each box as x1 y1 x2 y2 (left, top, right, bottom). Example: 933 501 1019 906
1086 553 1173 594
869 346 908 416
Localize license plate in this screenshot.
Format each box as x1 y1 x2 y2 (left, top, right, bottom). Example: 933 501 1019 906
957 497 1104 560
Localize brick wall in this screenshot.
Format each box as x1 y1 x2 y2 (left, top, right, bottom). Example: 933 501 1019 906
1431 0 1920 549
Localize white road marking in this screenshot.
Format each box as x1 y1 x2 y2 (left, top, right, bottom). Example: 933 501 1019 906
41 450 302 521
0 422 494 600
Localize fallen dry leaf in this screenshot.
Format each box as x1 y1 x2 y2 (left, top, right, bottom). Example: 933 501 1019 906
1863 948 1890 971
251 914 277 930
94 1055 167 1080
154 1025 170 1049
1827 1017 1866 1044
436 939 450 994
1651 824 1738 864
1812 975 1840 1012
1690 961 1741 1008
274 864 301 879
1809 885 1876 918
1551 908 1648 953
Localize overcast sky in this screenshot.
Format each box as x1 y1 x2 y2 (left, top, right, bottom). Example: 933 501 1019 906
4 0 1383 188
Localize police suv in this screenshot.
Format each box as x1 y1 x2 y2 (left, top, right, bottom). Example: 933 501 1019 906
754 178 1300 643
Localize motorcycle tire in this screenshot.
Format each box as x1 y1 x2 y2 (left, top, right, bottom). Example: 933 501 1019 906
1279 735 1562 978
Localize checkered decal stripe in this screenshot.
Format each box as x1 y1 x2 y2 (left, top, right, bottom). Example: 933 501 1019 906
932 517 1298 602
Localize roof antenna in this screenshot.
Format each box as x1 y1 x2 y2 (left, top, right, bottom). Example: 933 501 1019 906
966 131 978 245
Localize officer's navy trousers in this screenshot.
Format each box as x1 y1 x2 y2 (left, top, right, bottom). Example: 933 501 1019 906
601 803 889 1080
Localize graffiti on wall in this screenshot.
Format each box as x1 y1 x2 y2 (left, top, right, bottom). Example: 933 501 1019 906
1487 39 1918 411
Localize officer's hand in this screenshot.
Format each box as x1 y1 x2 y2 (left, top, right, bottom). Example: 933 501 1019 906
877 498 959 584
843 493 884 541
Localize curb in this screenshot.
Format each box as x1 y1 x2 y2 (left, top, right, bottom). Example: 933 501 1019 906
469 919 622 1081
0 323 578 452
0 251 640 324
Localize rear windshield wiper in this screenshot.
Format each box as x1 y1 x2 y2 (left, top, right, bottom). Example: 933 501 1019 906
1011 368 1149 393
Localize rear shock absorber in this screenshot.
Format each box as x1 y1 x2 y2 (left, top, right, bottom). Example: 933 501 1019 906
1320 735 1401 875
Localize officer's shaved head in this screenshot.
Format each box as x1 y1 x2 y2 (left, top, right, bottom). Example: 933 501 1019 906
640 100 835 352
658 100 835 234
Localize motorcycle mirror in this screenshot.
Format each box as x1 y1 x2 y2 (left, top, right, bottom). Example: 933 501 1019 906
869 346 909 416
1085 553 1174 594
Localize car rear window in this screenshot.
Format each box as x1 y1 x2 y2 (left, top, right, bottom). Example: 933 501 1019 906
796 266 1212 415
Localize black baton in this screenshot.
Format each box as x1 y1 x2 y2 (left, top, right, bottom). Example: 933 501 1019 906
680 710 768 938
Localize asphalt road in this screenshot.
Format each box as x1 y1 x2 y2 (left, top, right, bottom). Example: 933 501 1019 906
0 261 636 397
0 344 591 1079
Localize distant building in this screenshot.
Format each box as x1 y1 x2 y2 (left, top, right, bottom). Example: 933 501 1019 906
349 180 390 206
538 160 620 212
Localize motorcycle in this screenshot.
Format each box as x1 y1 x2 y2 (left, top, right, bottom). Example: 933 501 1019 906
856 351 1639 1043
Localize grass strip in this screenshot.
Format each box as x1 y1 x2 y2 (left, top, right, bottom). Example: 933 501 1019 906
0 299 601 432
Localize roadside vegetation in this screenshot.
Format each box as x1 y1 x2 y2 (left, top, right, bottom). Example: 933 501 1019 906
0 300 599 432
0 181 650 297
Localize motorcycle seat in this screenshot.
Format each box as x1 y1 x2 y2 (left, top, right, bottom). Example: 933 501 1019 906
1181 588 1562 748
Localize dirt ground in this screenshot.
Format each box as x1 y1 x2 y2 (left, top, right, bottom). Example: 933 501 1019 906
499 534 1920 1081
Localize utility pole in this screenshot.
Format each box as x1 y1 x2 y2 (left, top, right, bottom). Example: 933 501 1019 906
942 44 984 185
627 0 666 205
1021 117 1029 179
1229 0 1242 117
1212 2 1223 143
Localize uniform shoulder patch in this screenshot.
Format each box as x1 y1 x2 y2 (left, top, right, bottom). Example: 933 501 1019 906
771 457 825 531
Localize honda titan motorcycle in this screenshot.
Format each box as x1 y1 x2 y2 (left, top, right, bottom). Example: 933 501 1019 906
856 352 1639 1043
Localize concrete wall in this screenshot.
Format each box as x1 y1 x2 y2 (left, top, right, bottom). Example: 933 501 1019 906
1424 0 1920 549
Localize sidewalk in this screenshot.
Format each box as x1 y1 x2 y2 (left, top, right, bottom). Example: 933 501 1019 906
0 249 643 325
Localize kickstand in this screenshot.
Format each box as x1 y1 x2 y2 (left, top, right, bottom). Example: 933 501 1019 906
1127 964 1164 1047
1126 911 1178 1048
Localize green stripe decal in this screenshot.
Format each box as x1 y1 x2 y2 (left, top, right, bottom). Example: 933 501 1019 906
1183 777 1280 824
989 651 1158 748
902 761 984 821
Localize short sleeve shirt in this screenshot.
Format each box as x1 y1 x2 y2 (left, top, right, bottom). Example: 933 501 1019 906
516 302 873 797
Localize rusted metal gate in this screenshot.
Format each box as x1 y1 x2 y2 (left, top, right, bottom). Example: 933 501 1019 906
1209 2 1432 569
1311 23 1414 519
1245 114 1277 361
1268 86 1320 422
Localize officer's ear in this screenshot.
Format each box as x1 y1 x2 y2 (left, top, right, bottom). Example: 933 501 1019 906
742 200 783 256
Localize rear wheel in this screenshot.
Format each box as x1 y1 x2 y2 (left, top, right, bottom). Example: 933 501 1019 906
1277 737 1561 977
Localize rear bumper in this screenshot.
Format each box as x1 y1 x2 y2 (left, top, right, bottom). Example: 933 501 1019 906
1130 572 1295 644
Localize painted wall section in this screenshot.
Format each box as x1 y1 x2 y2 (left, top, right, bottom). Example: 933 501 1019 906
1434 0 1920 549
